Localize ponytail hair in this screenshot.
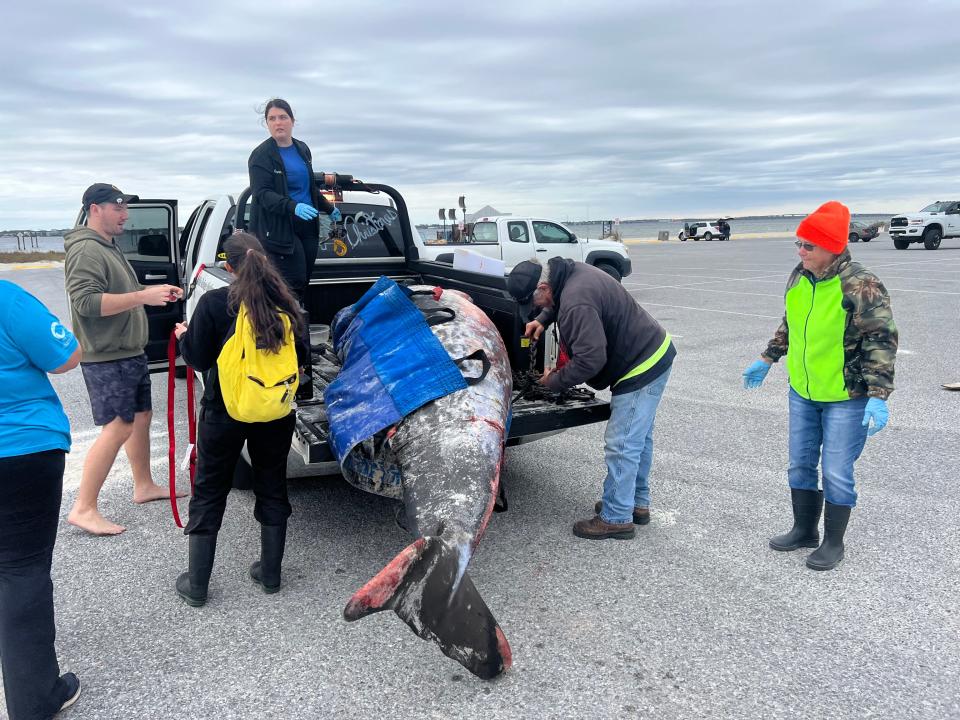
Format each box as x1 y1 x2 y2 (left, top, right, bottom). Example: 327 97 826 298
224 232 305 353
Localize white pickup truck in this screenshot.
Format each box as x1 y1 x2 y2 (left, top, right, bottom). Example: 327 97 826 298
421 216 632 281
888 200 960 250
75 175 612 483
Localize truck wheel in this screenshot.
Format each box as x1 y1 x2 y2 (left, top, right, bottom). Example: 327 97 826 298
893 237 909 250
923 226 942 250
679 232 686 241
703 232 713 241
595 262 622 282
848 233 859 243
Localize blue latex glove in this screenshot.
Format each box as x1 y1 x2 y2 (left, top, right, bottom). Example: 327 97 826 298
294 203 319 220
329 207 342 223
742 359 771 389
862 398 889 436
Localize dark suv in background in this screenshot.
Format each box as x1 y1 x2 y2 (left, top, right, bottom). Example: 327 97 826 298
848 221 879 243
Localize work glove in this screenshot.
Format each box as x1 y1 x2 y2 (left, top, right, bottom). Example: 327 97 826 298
329 207 342 223
862 397 889 437
294 203 319 220
742 359 771 389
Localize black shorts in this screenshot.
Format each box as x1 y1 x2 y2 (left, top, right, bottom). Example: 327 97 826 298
80 354 152 426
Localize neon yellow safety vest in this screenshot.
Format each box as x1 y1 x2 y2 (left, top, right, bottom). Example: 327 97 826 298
785 274 848 401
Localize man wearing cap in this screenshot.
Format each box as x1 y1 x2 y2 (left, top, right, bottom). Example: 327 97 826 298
63 184 184 536
506 257 676 540
743 201 898 571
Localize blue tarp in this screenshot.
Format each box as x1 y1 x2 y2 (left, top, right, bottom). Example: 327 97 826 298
324 277 467 464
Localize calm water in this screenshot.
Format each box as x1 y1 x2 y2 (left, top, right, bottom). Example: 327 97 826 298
0 234 65 253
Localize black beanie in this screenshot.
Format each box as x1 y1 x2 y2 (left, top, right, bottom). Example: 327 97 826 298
506 260 541 303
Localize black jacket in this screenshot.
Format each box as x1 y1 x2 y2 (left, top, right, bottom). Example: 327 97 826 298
537 260 674 395
179 287 308 414
247 137 335 254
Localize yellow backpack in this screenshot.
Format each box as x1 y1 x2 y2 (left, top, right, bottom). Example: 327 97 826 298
217 303 299 423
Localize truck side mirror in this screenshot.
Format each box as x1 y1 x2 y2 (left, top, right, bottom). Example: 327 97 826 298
570 234 577 242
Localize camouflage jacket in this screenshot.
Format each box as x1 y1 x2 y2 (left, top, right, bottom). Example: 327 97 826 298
762 249 898 400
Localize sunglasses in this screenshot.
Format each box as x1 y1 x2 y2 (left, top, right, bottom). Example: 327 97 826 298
794 240 817 251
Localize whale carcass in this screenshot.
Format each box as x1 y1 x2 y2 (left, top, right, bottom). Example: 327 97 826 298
323 279 513 679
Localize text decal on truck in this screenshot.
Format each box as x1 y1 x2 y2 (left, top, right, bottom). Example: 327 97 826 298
344 208 400 251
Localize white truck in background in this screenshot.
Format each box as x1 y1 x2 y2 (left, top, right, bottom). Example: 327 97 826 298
889 200 960 250
420 216 633 281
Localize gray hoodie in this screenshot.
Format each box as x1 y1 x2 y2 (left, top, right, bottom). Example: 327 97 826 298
63 227 147 362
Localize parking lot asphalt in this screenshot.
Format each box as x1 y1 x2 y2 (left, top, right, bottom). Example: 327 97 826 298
2 235 958 720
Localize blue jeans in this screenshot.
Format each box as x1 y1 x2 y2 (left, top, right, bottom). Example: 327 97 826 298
787 388 868 507
600 367 671 524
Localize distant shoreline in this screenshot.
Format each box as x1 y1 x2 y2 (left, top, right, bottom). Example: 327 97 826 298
0 250 65 262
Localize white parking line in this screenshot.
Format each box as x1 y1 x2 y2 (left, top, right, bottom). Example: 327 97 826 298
885 287 960 296
874 275 960 283
625 272 787 292
628 284 783 299
63 431 177 492
639 302 781 319
632 277 960 296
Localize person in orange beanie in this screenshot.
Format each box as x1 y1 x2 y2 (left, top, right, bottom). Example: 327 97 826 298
742 201 898 570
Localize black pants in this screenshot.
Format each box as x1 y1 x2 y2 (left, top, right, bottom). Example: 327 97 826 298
267 218 319 300
184 408 295 536
0 450 69 720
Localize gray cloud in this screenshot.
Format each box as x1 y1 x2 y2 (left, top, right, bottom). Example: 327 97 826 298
2 0 959 228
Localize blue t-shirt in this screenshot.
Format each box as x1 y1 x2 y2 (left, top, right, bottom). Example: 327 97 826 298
278 144 312 205
0 280 77 458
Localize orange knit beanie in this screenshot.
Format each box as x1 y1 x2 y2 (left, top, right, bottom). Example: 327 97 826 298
796 201 851 254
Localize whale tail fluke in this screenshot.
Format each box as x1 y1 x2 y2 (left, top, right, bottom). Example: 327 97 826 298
343 536 511 679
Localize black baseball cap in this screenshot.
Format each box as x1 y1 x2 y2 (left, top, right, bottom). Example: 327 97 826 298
82 183 139 210
506 260 542 304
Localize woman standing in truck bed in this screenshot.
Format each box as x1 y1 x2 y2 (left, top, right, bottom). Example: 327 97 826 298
248 98 341 299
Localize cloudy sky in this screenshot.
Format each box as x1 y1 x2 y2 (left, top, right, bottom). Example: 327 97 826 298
2 0 958 229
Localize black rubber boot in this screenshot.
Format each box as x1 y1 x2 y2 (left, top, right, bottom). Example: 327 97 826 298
250 523 287 594
769 489 823 551
806 502 851 571
176 534 218 607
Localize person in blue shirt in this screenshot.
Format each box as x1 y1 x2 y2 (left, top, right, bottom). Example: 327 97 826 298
0 280 83 719
247 98 342 299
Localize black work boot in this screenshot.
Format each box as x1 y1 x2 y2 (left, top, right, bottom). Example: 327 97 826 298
806 502 851 571
769 489 823 551
176 534 218 607
250 523 287 593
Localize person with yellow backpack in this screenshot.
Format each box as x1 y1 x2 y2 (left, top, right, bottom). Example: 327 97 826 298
173 232 307 606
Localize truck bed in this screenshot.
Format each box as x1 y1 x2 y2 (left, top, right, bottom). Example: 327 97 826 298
292 351 611 466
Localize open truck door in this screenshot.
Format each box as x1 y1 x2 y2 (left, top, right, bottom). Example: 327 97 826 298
75 199 182 366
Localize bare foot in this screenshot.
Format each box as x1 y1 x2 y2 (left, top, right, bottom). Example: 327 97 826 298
133 483 188 504
67 508 126 536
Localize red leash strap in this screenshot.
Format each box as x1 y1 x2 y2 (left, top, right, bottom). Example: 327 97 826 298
167 331 197 528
